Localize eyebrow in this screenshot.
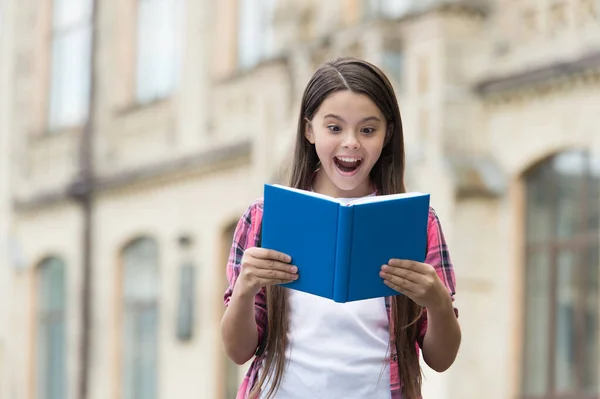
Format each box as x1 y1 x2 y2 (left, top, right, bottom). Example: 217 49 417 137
324 113 382 123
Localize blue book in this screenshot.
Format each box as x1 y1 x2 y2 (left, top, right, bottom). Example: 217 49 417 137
261 184 431 303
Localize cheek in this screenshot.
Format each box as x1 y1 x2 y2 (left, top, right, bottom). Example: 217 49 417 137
313 135 337 157
366 140 385 160
315 146 333 165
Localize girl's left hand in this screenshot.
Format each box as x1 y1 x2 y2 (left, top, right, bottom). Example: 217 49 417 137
380 259 450 310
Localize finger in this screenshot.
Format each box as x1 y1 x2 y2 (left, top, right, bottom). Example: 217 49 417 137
381 264 421 284
254 268 299 282
253 258 298 274
380 271 418 294
388 259 426 273
383 279 405 294
254 248 292 263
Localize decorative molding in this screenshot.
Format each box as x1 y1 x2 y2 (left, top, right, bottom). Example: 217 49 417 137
426 0 489 18
475 51 600 99
13 139 252 212
214 54 290 86
97 139 251 191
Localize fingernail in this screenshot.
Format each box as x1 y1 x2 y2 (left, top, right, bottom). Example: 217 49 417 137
286 256 292 262
290 266 298 273
293 274 299 279
381 265 388 271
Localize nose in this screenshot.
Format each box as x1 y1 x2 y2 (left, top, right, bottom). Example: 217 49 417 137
341 131 360 149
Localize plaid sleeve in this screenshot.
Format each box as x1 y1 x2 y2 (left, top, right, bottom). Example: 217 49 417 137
223 200 268 351
417 207 458 348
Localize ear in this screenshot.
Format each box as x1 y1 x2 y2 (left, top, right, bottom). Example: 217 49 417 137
304 119 315 144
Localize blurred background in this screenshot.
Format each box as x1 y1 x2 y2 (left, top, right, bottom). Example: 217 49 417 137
0 0 599 398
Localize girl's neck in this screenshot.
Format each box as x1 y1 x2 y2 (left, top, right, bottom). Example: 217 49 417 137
310 169 375 198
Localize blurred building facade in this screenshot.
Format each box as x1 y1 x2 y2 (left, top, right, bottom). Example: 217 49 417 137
1 0 16 398
0 0 599 399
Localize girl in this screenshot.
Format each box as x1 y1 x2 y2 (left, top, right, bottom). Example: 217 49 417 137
221 57 460 399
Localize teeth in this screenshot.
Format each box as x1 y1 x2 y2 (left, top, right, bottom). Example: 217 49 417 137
336 157 361 163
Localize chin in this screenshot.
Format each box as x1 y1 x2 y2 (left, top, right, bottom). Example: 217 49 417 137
333 180 363 193
329 173 370 195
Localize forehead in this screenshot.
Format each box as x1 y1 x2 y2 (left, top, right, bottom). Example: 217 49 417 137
316 90 383 118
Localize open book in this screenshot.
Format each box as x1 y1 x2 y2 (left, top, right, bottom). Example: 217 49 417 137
261 184 430 303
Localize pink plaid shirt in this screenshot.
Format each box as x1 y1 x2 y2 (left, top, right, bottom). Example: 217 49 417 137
223 198 457 399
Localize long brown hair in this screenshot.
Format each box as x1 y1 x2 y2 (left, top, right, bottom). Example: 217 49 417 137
250 57 424 399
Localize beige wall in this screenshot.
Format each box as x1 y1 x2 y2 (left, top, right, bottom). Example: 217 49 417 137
3 1 600 398
86 164 257 399
0 0 16 398
10 163 260 399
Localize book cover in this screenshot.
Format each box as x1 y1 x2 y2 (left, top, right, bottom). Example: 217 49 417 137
261 184 430 303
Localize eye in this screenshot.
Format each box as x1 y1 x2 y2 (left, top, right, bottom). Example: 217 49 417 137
328 125 341 133
361 127 376 135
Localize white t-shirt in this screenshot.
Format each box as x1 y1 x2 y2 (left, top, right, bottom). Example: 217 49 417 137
261 193 392 399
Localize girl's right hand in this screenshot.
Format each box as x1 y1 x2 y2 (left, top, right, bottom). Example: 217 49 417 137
236 247 298 296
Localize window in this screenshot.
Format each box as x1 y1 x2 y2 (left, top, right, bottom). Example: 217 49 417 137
364 0 411 19
176 264 195 341
237 0 274 69
522 150 599 398
122 237 159 399
380 36 404 92
135 0 183 103
381 47 403 89
48 0 92 130
37 257 66 399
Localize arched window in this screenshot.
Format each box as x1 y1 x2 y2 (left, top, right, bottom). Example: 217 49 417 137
522 150 599 397
37 256 66 399
122 237 159 399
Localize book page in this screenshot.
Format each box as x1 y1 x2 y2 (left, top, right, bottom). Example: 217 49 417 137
270 184 339 203
268 184 424 206
347 192 426 206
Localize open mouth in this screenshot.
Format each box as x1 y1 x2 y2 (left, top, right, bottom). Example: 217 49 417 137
333 156 363 174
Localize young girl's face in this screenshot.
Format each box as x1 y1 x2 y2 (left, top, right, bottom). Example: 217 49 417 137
305 90 387 198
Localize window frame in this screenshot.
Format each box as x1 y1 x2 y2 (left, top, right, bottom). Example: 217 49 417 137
133 0 183 105
36 256 67 399
364 0 412 19
521 150 599 398
47 0 93 131
120 236 160 399
236 0 274 70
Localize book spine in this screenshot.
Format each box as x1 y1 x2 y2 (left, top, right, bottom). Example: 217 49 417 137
333 205 354 303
